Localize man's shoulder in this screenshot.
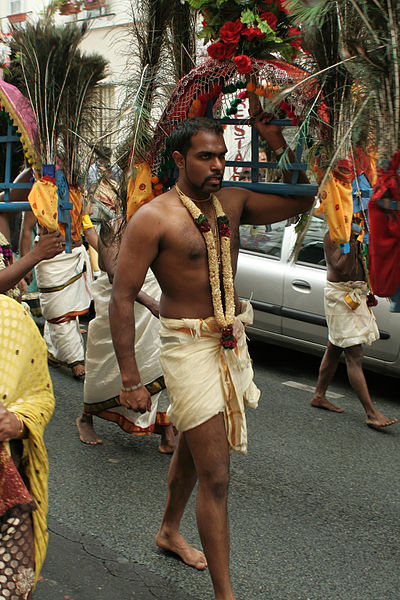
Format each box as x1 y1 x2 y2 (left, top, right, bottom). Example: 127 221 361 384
129 190 178 224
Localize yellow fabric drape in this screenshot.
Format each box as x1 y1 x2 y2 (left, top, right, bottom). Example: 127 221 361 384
0 295 55 580
319 173 353 243
28 179 83 241
126 162 155 222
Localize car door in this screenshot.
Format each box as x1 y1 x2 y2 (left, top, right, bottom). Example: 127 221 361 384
236 221 287 335
282 216 328 346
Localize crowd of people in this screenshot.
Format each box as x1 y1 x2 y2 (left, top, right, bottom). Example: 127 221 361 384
0 111 397 600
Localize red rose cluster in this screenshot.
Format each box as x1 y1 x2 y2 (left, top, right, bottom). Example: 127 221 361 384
206 1 302 74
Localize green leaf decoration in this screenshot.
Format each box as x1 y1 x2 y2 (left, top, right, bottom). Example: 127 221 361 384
186 0 210 9
240 9 256 25
256 16 274 35
278 42 294 62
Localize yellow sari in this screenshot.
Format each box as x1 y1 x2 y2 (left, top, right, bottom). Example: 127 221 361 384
0 295 54 580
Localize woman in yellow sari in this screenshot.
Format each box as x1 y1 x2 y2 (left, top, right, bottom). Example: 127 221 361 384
0 294 54 598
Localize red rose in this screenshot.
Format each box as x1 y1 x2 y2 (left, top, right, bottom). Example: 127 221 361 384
207 42 237 60
259 11 278 31
219 18 244 44
287 26 302 48
232 55 252 74
242 26 265 41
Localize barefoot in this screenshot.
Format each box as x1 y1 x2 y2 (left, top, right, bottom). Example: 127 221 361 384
158 425 177 454
71 363 85 380
76 415 103 445
311 395 343 413
366 410 398 430
155 529 207 570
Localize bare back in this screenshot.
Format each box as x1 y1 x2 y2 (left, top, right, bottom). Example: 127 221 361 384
324 232 365 283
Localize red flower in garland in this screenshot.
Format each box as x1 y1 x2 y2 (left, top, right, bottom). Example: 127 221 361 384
207 42 237 60
259 11 278 31
218 223 231 237
242 26 265 41
219 18 244 44
232 54 252 74
221 326 237 349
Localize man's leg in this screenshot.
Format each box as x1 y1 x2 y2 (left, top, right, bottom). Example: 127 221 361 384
76 412 103 445
184 413 234 600
311 342 344 412
344 345 398 428
156 432 206 569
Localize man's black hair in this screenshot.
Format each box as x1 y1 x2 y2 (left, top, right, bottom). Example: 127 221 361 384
170 117 224 156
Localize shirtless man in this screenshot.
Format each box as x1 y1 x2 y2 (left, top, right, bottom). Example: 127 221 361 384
311 227 398 429
109 113 314 600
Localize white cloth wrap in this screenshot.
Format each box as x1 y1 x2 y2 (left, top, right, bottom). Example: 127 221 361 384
35 245 92 321
324 280 379 348
159 300 260 455
83 269 164 430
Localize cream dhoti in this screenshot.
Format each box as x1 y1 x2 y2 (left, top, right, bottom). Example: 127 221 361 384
324 280 379 348
83 270 170 434
35 246 92 366
159 301 260 454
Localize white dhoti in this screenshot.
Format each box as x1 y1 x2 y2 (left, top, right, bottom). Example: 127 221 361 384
35 246 92 365
159 301 260 455
83 270 171 434
324 280 379 348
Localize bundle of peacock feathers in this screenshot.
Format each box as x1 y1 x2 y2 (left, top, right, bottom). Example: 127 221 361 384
285 0 400 301
115 0 197 225
8 14 107 185
6 10 107 250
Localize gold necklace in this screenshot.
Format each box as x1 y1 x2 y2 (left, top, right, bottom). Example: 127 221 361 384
175 184 237 349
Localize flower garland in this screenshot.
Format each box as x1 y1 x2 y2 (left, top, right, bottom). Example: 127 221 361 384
175 184 237 349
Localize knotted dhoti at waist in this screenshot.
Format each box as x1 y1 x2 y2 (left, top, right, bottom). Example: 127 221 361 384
159 301 260 454
324 280 379 348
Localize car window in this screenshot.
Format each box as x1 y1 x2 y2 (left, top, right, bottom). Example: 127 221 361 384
239 221 286 258
296 216 328 266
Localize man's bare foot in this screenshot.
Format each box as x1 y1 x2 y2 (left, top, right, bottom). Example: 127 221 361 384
155 529 207 570
366 410 398 430
71 363 85 380
76 415 103 445
158 424 177 454
311 395 344 413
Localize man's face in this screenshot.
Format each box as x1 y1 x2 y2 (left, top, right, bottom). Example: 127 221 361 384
175 130 227 194
259 150 267 163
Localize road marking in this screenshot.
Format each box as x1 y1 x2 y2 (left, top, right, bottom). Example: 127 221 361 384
282 380 344 399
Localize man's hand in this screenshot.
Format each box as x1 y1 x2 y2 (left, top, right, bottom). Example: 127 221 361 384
119 386 152 414
24 271 33 286
0 404 22 442
34 230 65 260
253 111 286 152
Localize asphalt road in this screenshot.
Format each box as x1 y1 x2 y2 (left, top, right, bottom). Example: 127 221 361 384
36 336 400 600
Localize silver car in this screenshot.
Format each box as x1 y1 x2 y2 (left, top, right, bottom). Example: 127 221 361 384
236 215 400 378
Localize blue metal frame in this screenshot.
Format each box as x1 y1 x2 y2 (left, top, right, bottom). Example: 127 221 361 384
0 124 33 213
218 117 318 197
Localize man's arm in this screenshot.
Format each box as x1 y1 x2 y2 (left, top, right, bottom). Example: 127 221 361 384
19 211 37 285
109 205 161 413
239 95 314 224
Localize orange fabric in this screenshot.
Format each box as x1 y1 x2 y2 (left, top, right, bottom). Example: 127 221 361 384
126 162 155 222
319 174 353 243
28 180 82 240
57 187 82 242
